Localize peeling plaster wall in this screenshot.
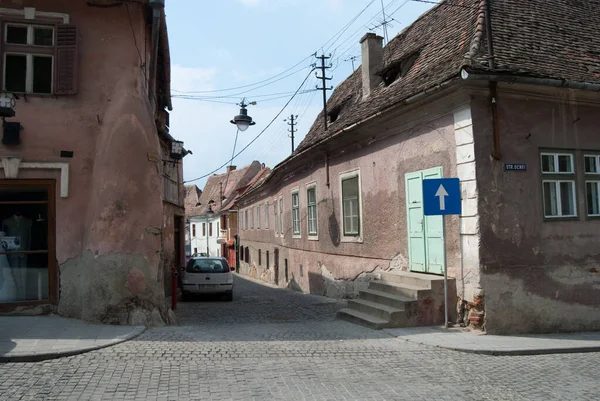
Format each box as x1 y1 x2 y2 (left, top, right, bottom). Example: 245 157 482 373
472 85 600 334
0 1 178 324
238 98 466 298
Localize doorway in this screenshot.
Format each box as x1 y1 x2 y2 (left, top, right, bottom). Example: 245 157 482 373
0 180 56 308
404 167 445 275
273 248 279 285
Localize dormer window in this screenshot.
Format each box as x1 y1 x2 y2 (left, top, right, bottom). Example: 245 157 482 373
1 20 78 95
378 51 420 86
328 106 341 123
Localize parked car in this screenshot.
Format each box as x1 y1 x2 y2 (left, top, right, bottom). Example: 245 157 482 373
181 257 233 301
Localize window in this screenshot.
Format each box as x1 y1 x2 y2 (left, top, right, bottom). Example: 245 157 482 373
202 223 206 236
291 191 300 236
245 247 250 264
245 210 248 230
279 197 283 235
251 207 254 229
274 200 278 235
209 223 213 237
257 205 261 229
541 152 577 218
193 247 198 255
259 249 262 266
585 155 600 217
340 171 362 237
192 224 196 237
266 251 270 268
307 185 318 237
2 23 78 95
240 246 244 261
265 203 269 229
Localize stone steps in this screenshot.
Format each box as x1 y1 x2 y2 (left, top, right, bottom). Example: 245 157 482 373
337 271 456 329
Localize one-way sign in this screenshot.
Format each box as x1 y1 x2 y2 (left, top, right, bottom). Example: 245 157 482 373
423 178 461 216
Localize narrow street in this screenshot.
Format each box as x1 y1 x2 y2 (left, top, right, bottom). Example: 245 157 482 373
0 276 598 401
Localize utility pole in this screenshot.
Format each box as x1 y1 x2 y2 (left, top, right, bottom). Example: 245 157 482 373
315 54 333 131
285 114 298 154
344 55 358 72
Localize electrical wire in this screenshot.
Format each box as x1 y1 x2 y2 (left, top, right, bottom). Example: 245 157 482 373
171 53 316 94
184 68 316 184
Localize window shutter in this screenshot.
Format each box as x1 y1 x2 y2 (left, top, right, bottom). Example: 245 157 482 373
54 24 78 95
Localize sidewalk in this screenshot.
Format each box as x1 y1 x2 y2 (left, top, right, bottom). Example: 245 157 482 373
0 316 145 362
385 326 600 355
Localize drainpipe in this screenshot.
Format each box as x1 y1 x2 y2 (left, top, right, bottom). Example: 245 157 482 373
483 0 500 160
148 0 165 109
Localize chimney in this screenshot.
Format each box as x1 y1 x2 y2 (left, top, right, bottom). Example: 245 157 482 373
360 33 384 99
226 165 237 173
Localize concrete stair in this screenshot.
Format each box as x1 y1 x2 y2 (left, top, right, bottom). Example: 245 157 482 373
337 271 456 329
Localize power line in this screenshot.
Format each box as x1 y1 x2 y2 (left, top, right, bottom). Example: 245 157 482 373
184 68 316 184
171 53 316 94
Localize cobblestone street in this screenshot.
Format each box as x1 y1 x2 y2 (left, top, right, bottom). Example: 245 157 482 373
0 275 598 401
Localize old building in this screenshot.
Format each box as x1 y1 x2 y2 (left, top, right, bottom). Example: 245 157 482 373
0 0 186 326
186 161 266 266
236 0 600 334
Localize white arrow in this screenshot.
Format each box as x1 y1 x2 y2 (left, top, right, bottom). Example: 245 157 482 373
435 184 449 210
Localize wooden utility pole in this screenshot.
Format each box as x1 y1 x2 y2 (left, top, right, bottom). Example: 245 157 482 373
315 54 333 131
285 114 298 154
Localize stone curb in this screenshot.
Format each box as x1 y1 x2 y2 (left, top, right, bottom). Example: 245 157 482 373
0 326 146 363
394 338 600 356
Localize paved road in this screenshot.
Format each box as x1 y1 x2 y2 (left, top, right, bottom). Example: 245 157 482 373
0 275 598 401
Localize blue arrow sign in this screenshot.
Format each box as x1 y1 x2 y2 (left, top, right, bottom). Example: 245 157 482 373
423 178 461 216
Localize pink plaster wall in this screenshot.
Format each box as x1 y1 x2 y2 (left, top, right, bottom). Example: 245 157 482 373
0 1 179 323
238 110 461 295
472 85 600 333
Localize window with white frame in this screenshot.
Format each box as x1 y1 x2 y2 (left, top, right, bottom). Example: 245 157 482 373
257 205 261 229
341 171 361 236
279 197 284 235
584 154 600 217
291 190 300 236
251 207 254 229
307 185 318 237
274 200 278 235
540 152 577 218
244 210 248 230
265 203 269 229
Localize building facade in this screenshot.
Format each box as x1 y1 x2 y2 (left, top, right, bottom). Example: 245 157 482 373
237 0 600 334
0 0 186 326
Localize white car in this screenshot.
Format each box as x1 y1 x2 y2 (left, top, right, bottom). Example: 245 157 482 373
181 257 233 301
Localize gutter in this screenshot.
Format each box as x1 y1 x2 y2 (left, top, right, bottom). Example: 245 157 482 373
460 69 600 92
242 77 458 200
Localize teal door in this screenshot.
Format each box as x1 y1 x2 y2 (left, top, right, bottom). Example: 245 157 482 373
405 167 445 275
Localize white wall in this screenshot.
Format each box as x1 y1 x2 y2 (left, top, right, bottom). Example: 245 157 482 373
189 215 222 257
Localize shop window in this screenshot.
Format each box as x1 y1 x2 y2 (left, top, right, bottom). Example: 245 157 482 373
0 183 55 304
540 152 577 218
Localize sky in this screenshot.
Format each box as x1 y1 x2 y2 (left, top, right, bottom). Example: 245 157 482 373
165 0 435 189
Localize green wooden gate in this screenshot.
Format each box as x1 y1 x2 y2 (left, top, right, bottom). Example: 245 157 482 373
405 167 445 275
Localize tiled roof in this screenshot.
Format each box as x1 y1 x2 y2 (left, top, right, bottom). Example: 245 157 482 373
295 0 600 154
191 161 264 217
184 185 203 217
221 167 272 211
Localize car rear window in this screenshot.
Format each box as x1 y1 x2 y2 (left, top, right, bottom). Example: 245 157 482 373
186 258 230 273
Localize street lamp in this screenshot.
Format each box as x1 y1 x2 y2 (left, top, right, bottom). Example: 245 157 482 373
230 99 256 132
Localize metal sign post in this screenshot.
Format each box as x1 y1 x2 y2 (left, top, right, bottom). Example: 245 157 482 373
423 177 462 328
